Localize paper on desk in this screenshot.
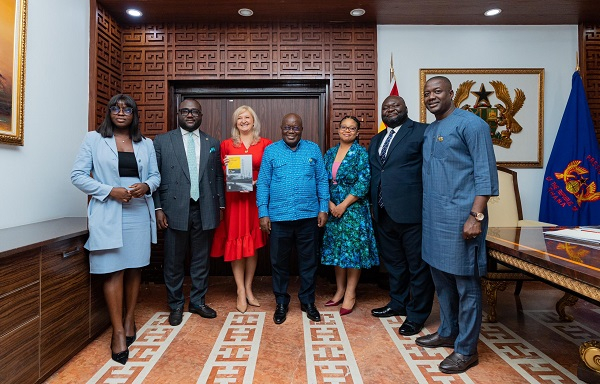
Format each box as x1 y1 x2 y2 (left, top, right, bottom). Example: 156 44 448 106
544 227 600 249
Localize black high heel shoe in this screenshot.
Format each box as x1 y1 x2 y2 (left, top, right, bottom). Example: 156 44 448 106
111 349 129 365
125 324 137 347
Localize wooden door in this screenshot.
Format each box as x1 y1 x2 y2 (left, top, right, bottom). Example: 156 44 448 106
141 80 329 278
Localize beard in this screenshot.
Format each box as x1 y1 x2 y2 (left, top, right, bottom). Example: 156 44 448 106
382 112 407 128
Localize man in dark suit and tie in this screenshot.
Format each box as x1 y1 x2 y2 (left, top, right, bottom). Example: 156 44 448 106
153 99 225 326
368 95 434 336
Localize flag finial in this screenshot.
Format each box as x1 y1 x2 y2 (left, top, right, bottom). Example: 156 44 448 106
390 53 395 83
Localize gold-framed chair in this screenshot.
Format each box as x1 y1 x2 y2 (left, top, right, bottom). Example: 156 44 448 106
483 166 555 322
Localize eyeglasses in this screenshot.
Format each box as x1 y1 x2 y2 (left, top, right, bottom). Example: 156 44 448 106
339 126 358 132
179 108 202 117
282 126 302 132
109 106 134 115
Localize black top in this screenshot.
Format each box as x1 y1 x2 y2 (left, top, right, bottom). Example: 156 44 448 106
118 152 139 177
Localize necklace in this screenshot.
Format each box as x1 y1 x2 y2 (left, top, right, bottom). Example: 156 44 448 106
115 135 129 143
242 141 251 153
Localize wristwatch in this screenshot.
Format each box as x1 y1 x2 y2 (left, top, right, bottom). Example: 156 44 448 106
470 211 484 222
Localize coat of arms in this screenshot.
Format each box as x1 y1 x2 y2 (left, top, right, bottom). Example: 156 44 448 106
453 81 526 149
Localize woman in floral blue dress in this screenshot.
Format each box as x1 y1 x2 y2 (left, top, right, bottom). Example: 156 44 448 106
321 116 379 315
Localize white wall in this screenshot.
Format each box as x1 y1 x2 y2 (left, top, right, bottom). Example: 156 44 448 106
378 25 578 221
0 0 89 229
0 19 579 229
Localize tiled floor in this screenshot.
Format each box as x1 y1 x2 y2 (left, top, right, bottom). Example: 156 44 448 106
45 276 599 383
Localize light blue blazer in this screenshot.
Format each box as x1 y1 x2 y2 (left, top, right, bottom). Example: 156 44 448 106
71 131 161 251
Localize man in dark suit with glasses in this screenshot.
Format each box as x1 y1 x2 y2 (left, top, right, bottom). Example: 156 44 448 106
153 99 225 326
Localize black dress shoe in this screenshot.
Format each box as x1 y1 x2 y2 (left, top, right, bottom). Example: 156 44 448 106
371 305 406 318
415 332 456 348
189 303 217 318
301 303 321 322
273 303 288 324
125 324 137 347
399 320 424 336
169 307 183 326
111 349 129 365
439 351 479 374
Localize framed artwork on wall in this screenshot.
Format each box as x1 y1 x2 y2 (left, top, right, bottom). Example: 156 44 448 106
0 0 27 146
419 68 545 168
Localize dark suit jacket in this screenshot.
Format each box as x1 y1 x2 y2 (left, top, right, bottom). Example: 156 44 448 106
368 118 428 224
152 128 225 232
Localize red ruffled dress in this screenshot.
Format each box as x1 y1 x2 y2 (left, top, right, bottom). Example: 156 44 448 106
210 137 272 261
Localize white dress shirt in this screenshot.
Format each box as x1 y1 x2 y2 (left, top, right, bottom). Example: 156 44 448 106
378 125 401 156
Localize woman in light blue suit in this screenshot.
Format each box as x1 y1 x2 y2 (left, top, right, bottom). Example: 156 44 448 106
71 94 160 365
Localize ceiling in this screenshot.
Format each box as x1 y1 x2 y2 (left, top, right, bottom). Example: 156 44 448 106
98 0 600 26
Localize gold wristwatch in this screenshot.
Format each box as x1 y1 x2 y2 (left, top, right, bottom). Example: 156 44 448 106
470 211 484 222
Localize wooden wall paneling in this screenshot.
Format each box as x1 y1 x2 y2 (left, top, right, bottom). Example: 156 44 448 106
118 22 377 147
122 25 169 138
94 10 377 277
580 24 600 143
94 3 122 130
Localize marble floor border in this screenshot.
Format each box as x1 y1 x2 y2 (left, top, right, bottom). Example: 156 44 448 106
380 316 474 384
479 311 582 383
523 310 600 344
303 311 363 384
196 312 265 384
86 311 191 384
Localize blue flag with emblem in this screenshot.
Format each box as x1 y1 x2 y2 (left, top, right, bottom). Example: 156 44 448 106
539 71 600 225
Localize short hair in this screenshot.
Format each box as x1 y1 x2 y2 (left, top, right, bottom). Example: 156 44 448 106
340 115 360 130
427 75 453 90
231 105 261 146
96 94 143 142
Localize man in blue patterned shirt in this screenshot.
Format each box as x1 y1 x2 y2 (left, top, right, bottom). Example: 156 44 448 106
257 113 329 325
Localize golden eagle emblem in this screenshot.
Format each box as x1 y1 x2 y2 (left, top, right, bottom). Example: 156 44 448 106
554 242 589 263
554 160 600 206
453 80 526 149
489 81 526 134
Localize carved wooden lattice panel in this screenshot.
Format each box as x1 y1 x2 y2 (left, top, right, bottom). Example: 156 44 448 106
118 22 377 146
581 24 600 144
95 4 122 128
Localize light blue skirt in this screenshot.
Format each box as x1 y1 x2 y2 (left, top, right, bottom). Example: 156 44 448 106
90 176 151 274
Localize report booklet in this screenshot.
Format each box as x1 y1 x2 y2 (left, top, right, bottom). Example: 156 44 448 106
544 227 600 249
226 155 253 192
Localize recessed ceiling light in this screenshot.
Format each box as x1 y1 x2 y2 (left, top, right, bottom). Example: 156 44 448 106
350 8 365 17
126 9 143 17
238 8 254 17
484 8 502 17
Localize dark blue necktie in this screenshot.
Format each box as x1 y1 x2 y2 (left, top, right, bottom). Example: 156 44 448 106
378 130 395 207
379 130 395 164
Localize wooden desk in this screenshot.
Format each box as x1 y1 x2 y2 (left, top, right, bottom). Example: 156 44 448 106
486 226 600 382
486 226 600 308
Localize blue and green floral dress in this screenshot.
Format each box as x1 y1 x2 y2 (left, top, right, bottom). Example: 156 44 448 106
321 142 379 269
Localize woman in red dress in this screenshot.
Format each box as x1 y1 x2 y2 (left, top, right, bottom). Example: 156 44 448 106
211 105 272 313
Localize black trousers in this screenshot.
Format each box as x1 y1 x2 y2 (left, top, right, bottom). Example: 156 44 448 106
376 207 434 324
163 202 213 310
270 218 319 306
